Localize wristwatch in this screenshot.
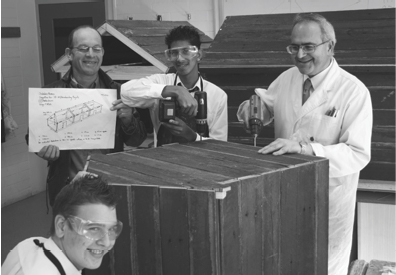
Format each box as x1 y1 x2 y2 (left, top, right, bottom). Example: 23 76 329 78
299 142 307 155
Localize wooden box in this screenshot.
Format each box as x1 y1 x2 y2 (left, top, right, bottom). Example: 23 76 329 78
87 140 329 275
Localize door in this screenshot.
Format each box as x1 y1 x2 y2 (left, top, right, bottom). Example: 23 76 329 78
38 2 105 86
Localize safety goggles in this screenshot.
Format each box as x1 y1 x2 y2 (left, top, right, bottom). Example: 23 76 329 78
67 215 123 241
286 40 330 54
164 46 198 61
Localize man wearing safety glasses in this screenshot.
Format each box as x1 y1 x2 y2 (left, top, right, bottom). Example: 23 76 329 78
121 25 228 147
237 13 372 275
2 172 122 274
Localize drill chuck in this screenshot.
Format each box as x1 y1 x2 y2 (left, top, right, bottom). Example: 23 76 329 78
249 94 264 139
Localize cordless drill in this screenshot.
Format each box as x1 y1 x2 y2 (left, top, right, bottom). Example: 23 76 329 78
249 94 264 147
194 91 208 140
158 91 208 140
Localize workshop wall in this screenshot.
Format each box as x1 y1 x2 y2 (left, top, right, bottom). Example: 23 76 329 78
1 0 47 207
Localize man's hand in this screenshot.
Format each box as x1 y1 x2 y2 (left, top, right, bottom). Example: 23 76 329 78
161 117 197 142
162 86 197 117
37 145 60 161
258 138 301 155
236 99 252 134
110 99 133 126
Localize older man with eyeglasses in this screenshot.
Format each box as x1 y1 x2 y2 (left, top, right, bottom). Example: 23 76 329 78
238 13 372 275
2 172 122 274
26 25 147 207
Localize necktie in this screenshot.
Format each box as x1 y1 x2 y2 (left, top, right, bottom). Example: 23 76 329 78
302 78 312 105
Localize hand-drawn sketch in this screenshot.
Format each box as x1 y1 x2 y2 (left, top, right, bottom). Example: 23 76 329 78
28 87 117 152
47 100 103 132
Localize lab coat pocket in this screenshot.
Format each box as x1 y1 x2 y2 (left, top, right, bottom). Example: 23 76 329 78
310 115 340 145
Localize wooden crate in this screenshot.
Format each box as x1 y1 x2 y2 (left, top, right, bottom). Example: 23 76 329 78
86 140 329 275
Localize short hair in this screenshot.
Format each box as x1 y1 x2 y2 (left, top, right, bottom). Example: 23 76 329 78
292 13 337 46
165 25 201 49
67 25 103 49
50 175 117 235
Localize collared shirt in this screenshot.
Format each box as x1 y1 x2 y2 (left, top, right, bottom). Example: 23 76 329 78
2 237 81 275
120 73 228 147
303 58 334 95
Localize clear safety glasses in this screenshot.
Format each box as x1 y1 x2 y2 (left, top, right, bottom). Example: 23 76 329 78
67 215 123 241
286 40 330 54
164 45 199 61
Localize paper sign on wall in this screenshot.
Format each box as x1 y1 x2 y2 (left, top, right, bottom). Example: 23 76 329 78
28 88 117 152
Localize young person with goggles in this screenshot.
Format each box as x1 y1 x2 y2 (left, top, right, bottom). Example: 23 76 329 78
121 25 228 147
2 172 123 275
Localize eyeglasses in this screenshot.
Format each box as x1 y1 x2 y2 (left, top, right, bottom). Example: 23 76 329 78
164 46 198 61
286 40 330 54
71 45 104 54
67 215 123 241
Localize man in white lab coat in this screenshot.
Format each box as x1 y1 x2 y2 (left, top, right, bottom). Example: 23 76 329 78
238 13 372 275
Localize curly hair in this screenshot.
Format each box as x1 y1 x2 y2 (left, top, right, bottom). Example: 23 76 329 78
165 25 201 49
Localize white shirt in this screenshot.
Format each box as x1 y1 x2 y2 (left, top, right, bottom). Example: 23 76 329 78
252 58 373 275
2 237 81 275
121 73 228 147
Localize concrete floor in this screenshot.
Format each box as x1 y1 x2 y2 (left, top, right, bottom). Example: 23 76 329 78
1 191 53 264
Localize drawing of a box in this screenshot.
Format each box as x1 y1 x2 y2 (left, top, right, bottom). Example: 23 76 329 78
47 100 103 132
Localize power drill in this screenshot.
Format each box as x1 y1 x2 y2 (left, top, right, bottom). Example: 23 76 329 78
194 91 208 140
249 94 264 147
158 91 208 140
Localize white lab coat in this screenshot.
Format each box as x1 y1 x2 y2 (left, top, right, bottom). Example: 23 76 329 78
240 59 373 275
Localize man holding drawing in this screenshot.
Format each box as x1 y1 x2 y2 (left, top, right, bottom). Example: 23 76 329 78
31 25 147 206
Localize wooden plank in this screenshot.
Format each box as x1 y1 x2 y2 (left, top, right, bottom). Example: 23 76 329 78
159 188 190 274
371 126 395 143
360 161 395 181
373 110 395 126
1 27 21 38
315 159 330 275
130 186 163 275
280 164 318 274
357 191 396 204
369 87 395 110
112 185 135 275
92 152 231 190
218 180 241 275
128 145 257 178
240 175 265 275
187 190 218 275
181 140 312 167
358 179 395 193
263 172 281 274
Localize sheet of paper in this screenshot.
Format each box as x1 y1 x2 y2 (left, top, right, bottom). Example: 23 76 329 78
28 88 117 152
